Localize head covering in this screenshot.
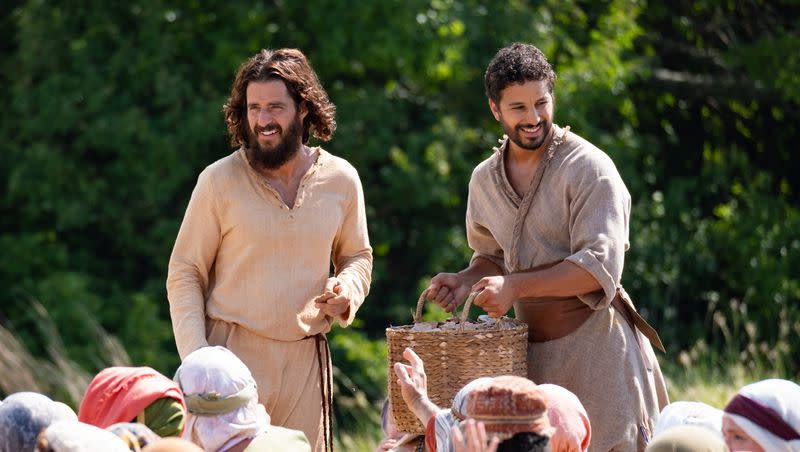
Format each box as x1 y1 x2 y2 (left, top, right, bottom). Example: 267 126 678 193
107 422 162 451
653 401 723 438
174 346 269 452
139 397 186 437
465 376 554 440
723 378 800 452
78 366 186 437
427 377 493 452
246 425 312 452
36 420 131 452
537 384 591 452
645 425 729 452
0 391 78 452
141 438 204 452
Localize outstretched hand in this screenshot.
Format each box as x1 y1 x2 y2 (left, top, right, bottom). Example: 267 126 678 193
393 347 441 425
393 347 429 413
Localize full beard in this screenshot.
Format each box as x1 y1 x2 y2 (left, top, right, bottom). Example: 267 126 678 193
246 115 303 170
504 119 553 151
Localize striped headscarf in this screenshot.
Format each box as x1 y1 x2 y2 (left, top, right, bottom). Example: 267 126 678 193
723 378 800 452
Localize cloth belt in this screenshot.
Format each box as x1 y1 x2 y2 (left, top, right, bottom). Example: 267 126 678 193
511 264 664 352
516 289 664 352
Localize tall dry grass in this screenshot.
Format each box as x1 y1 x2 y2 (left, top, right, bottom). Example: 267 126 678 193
0 299 130 408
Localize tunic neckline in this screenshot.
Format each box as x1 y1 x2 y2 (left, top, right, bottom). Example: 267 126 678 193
492 125 570 272
237 146 326 211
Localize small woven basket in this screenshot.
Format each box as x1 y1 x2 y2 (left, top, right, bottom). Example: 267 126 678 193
386 291 529 433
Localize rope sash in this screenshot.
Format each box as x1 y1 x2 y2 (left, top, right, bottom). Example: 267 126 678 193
313 333 334 452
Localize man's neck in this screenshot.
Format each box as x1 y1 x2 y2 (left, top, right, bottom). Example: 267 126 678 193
256 145 312 184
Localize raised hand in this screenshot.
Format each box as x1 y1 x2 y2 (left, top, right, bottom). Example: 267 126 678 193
451 420 500 452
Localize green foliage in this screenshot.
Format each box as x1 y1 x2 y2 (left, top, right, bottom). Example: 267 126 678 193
329 324 386 432
1 0 799 442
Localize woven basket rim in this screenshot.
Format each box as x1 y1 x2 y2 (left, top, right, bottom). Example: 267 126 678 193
386 319 528 333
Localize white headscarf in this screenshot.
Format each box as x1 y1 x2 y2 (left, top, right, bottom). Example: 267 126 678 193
174 346 270 452
41 420 131 452
723 378 800 452
433 377 493 452
653 401 723 438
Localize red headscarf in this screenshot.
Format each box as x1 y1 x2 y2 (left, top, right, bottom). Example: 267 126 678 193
78 367 186 432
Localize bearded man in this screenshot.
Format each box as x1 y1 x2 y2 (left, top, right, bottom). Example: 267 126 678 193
167 48 372 452
424 43 668 451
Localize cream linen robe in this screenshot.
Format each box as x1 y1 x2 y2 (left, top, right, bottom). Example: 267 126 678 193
167 147 372 452
466 125 668 451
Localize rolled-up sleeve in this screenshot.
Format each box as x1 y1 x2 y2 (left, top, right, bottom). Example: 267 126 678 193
331 167 373 327
166 169 220 358
564 168 631 309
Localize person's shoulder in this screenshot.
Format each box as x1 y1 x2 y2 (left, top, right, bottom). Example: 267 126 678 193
557 129 619 177
197 149 246 184
318 147 362 182
471 147 501 183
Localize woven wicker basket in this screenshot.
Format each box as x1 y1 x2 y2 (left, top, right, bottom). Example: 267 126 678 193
386 291 529 433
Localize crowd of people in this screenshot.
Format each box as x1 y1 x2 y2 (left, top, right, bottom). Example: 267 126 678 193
383 347 800 452
0 346 312 451
0 344 797 451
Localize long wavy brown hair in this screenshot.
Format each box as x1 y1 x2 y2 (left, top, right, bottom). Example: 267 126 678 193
223 48 336 147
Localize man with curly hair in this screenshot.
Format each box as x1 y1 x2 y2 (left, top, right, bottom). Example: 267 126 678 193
167 48 372 452
424 43 668 451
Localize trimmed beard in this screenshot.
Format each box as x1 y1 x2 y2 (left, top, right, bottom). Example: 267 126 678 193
502 118 553 151
246 114 303 170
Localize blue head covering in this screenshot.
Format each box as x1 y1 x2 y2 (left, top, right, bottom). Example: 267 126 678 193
0 392 77 452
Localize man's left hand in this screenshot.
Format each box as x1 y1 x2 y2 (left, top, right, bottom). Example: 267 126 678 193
471 275 517 318
315 277 351 319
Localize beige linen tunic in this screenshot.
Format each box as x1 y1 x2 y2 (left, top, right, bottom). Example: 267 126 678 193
467 125 668 451
167 147 372 452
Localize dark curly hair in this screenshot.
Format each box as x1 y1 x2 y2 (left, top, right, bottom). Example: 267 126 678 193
497 431 550 452
223 48 336 147
484 43 556 103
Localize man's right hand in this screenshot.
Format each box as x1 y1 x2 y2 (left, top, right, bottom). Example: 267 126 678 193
424 272 472 313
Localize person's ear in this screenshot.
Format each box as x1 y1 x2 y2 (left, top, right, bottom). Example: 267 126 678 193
299 100 309 122
488 99 501 121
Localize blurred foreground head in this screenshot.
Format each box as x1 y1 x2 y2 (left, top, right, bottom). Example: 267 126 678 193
537 384 591 452
653 401 723 438
0 392 77 452
466 376 553 451
645 425 728 452
35 420 130 452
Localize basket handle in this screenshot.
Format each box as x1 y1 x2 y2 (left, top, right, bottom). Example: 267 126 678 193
413 289 480 329
458 291 478 332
